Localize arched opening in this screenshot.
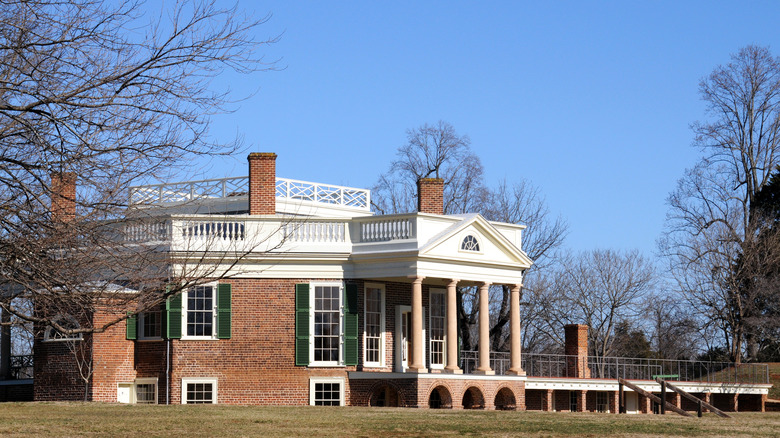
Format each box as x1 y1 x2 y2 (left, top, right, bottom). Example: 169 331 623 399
428 385 452 409
461 386 485 409
494 387 516 410
369 385 400 407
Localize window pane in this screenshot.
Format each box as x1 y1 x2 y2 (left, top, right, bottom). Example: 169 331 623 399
430 292 445 366
364 288 382 364
314 382 341 406
136 383 156 404
187 286 213 337
186 382 214 404
313 286 340 363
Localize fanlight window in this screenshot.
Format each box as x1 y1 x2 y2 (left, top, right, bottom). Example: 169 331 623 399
461 235 480 252
44 315 83 341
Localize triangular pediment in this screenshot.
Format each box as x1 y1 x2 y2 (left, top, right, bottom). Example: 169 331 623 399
418 214 533 268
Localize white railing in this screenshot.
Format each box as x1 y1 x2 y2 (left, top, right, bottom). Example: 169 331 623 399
129 176 370 211
123 220 172 242
130 176 248 205
181 220 246 241
283 221 347 243
275 177 369 210
359 217 415 242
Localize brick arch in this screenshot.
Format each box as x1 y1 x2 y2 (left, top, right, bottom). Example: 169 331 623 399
367 381 403 407
428 385 453 409
462 386 486 409
494 386 517 410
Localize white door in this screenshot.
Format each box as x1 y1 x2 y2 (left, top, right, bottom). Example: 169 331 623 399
395 305 425 372
117 383 132 404
625 391 638 414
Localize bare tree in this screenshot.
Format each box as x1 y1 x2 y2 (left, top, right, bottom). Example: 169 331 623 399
660 45 780 362
372 121 487 215
0 0 277 336
534 250 655 359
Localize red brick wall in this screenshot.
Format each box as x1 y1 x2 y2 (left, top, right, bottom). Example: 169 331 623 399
564 324 590 378
164 278 358 405
248 152 276 215
91 307 137 402
34 337 89 401
417 178 444 215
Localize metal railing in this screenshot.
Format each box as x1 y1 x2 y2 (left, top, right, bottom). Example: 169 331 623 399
458 351 769 384
129 176 370 211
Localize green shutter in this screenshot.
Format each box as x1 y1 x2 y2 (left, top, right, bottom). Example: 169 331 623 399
217 283 232 339
344 283 359 366
295 283 310 366
126 312 137 340
166 294 182 339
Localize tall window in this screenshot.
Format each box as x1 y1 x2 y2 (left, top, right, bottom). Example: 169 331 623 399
186 285 214 338
364 285 384 366
596 392 608 413
139 309 161 339
313 284 341 364
429 291 445 368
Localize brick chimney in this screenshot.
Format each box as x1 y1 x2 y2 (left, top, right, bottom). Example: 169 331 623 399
417 178 444 215
50 171 77 222
564 324 591 378
248 152 277 215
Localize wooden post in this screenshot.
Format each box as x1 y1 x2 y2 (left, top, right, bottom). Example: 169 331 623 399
697 399 702 418
661 381 666 415
618 382 624 414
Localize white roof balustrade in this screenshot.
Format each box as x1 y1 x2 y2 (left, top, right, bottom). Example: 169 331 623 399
128 176 371 217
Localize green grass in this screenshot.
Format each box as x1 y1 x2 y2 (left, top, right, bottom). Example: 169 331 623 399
1 403 780 437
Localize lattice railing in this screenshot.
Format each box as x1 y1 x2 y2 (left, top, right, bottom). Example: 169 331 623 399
129 176 370 210
275 177 369 209
130 176 248 205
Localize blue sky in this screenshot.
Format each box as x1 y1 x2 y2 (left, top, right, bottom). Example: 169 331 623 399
194 1 780 257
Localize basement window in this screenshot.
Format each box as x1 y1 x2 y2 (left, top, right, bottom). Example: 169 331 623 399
309 377 344 406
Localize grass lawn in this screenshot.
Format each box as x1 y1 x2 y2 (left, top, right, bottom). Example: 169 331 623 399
1 403 779 437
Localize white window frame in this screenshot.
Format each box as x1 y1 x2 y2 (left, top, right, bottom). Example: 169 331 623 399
181 377 218 404
309 282 344 367
181 283 218 340
134 378 158 404
363 283 385 368
138 309 162 341
428 289 446 369
43 314 83 342
458 232 483 254
117 378 158 404
309 377 345 406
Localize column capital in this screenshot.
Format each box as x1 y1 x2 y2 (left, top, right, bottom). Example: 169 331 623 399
480 281 492 288
447 279 459 287
408 275 425 284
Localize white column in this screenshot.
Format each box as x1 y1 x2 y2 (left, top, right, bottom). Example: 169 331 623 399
475 282 494 375
507 284 525 375
409 276 427 373
445 279 462 373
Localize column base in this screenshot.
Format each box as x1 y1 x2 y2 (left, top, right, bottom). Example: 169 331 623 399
506 369 526 376
472 369 495 376
407 367 428 374
444 367 464 374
